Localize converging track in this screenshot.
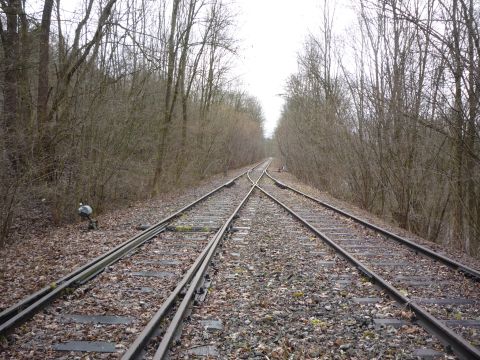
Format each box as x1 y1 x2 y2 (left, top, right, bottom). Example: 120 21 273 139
257 169 480 359
1 159 479 359
0 160 270 358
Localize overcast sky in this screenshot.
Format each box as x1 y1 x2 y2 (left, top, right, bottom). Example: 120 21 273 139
232 0 354 137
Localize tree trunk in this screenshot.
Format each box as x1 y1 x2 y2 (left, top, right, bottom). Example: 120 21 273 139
1 1 20 172
37 0 55 178
151 0 180 195
37 0 54 152
451 0 465 250
464 0 478 254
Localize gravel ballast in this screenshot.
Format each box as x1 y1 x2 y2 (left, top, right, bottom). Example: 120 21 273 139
2 159 477 358
0 165 252 312
171 193 452 359
268 161 480 271
0 164 264 358
259 172 480 353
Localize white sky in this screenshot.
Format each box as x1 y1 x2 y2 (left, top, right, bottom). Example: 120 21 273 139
232 0 355 138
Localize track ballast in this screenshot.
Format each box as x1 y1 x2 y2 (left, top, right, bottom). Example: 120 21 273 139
1 159 479 359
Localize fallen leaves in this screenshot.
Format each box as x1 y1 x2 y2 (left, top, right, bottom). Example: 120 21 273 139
292 291 304 298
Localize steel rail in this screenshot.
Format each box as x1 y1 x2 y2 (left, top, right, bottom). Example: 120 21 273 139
121 222 221 360
122 159 270 360
265 171 480 281
143 159 270 360
0 161 264 336
256 183 480 360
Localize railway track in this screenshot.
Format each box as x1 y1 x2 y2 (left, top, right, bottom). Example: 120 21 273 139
145 164 479 359
170 188 450 358
1 159 479 359
257 170 480 359
0 160 270 358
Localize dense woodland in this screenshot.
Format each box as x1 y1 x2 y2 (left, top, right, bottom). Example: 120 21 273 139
2 0 478 259
276 0 480 256
0 0 265 245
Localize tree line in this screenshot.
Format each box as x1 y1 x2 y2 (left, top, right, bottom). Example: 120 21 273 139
0 0 265 245
275 0 480 256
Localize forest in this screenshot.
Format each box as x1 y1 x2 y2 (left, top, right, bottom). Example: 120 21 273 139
275 0 480 256
0 0 265 245
1 0 479 259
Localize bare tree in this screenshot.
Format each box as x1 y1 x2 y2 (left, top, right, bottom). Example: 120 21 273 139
276 0 480 256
